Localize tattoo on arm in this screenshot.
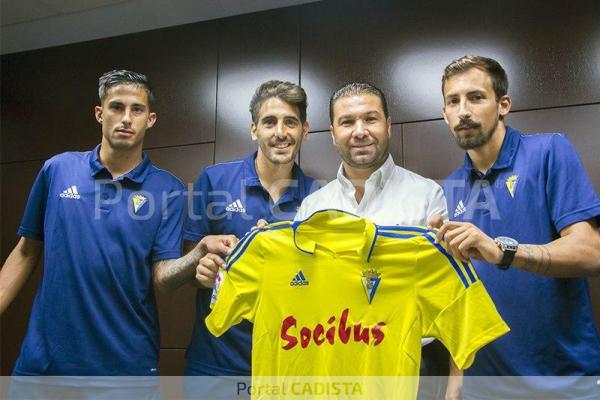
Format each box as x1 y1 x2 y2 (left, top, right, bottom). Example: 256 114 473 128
155 246 201 291
523 245 535 271
540 245 552 275
521 244 552 275
535 246 544 274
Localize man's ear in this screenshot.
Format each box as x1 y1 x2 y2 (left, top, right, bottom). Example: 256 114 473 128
386 116 392 138
94 106 103 124
442 107 449 125
330 125 336 146
250 123 258 141
498 95 512 117
301 121 309 141
147 112 157 128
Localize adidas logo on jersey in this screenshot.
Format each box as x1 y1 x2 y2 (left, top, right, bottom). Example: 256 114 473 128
59 185 81 199
290 270 309 286
454 200 466 217
225 199 246 213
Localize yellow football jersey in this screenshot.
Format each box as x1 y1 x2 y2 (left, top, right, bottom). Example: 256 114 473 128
206 210 509 399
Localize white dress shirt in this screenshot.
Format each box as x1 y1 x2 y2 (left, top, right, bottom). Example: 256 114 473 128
296 154 448 225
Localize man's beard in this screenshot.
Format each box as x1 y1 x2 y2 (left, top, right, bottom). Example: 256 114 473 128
263 139 298 165
454 119 496 150
341 142 388 170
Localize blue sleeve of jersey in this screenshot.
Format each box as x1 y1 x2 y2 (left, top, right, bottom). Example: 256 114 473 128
546 134 600 232
152 183 185 262
183 169 212 242
17 163 49 241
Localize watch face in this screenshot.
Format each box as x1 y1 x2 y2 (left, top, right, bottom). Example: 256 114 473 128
496 236 518 250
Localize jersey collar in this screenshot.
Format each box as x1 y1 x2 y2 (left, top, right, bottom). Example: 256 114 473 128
292 209 378 262
243 151 307 202
88 144 151 183
462 126 521 178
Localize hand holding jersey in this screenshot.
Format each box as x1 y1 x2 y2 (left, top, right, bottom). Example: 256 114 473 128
193 235 238 288
194 222 270 288
436 221 503 264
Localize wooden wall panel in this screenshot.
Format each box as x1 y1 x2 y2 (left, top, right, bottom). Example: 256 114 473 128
129 22 219 149
159 349 186 377
1 46 100 163
301 0 600 132
214 7 300 163
145 143 215 186
0 22 218 164
389 125 403 169
299 131 341 183
0 161 45 374
403 120 464 182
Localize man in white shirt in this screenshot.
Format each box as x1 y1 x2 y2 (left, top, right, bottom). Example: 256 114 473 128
294 83 451 400
295 82 447 225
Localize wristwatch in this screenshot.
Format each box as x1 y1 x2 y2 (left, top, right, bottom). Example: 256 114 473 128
494 236 518 270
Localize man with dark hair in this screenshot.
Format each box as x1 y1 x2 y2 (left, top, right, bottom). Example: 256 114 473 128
98 69 157 107
249 80 307 125
182 80 318 386
296 82 446 227
0 69 230 381
438 55 600 398
328 82 389 123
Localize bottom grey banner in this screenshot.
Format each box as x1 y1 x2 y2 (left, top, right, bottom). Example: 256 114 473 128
0 375 598 399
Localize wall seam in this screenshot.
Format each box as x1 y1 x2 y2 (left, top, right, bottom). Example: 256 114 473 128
297 5 303 166
213 20 221 166
400 123 405 168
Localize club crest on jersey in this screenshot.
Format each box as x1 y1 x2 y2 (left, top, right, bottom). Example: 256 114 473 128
361 269 381 304
505 175 519 198
132 194 148 213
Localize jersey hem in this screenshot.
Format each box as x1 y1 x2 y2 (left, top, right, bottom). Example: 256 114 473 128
554 203 600 233
152 250 182 262
452 321 510 370
183 231 206 243
17 226 43 241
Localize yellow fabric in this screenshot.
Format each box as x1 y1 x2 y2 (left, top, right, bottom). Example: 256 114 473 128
206 210 509 397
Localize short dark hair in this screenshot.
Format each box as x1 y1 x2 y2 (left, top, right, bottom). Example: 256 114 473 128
329 82 389 123
442 55 508 100
98 69 155 109
249 80 307 123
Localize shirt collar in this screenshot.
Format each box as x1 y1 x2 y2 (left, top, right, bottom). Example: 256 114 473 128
462 126 521 176
88 144 151 183
243 152 262 187
292 209 378 262
336 153 395 192
243 151 306 201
